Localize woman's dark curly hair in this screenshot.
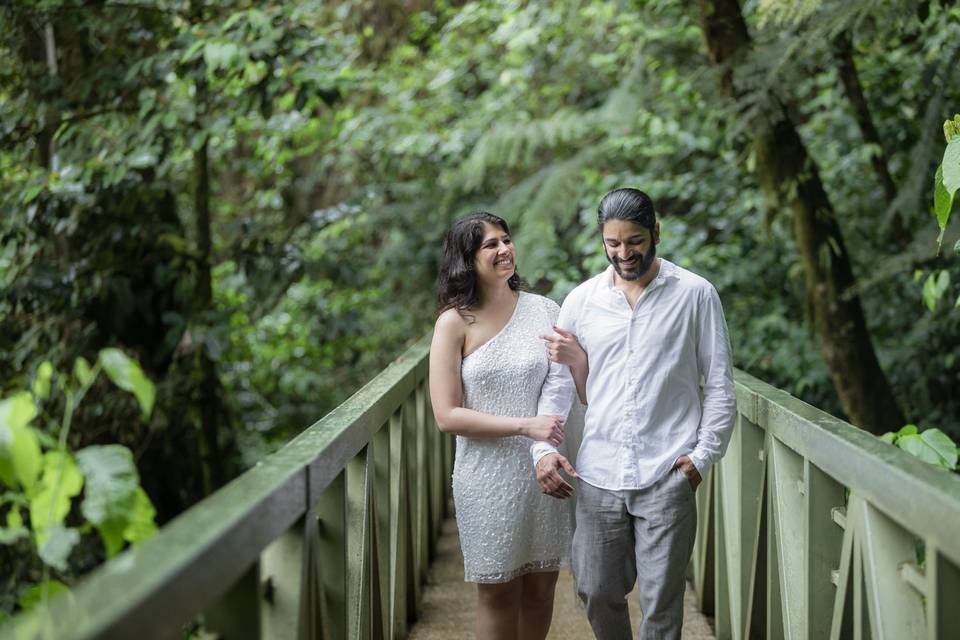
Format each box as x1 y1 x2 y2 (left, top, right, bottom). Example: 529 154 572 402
437 211 524 317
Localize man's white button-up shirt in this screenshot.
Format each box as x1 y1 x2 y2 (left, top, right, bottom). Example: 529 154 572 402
534 259 736 490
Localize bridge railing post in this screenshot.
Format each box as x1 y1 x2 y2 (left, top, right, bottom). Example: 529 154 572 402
690 371 960 640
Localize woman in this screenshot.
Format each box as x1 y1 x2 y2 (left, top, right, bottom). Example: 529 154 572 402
429 212 576 640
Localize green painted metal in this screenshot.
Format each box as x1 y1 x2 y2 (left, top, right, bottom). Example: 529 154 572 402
1 336 452 640
692 368 960 640
317 471 346 640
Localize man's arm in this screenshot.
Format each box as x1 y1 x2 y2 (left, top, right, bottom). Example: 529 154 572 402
542 326 588 404
532 293 584 465
686 285 737 480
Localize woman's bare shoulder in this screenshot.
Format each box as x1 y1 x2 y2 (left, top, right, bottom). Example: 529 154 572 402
434 307 469 337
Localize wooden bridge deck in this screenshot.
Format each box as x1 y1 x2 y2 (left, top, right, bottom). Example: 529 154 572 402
408 516 716 639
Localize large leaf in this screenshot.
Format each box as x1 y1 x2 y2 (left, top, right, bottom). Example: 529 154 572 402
75 445 138 525
897 434 950 468
920 428 959 468
37 525 80 571
942 136 960 194
75 445 140 556
98 349 155 420
0 393 42 489
29 451 85 535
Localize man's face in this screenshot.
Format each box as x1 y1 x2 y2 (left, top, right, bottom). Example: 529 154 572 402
602 219 659 281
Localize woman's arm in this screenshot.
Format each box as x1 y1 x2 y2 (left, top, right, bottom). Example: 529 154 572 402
428 310 564 445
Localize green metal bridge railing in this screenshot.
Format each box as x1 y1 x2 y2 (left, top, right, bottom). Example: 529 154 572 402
5 337 960 639
691 370 960 640
4 335 451 640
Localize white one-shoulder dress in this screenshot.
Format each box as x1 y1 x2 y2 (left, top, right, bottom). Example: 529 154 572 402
453 292 575 583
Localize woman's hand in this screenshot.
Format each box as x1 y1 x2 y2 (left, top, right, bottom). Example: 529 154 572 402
541 326 587 369
522 415 565 446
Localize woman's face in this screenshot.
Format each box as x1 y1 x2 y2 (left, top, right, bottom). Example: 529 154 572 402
473 222 516 286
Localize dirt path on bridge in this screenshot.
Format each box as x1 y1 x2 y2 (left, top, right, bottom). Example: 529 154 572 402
408 517 715 639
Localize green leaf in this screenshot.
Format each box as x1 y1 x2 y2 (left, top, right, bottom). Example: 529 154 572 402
75 445 138 526
0 525 29 544
75 445 141 555
18 579 69 611
28 451 85 535
98 349 155 420
0 396 42 489
919 428 959 468
922 272 949 311
21 184 44 205
37 525 80 571
897 424 919 436
0 392 39 431
98 519 126 557
161 111 178 129
878 432 896 444
32 362 54 401
897 434 949 468
203 42 240 72
123 487 157 545
942 137 960 194
7 506 23 529
73 357 95 388
934 165 953 248
181 39 205 63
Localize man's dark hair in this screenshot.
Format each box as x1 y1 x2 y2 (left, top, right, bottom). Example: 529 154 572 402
597 188 656 232
436 211 524 316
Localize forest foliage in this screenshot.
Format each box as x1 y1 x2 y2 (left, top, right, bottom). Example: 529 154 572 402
2 0 960 619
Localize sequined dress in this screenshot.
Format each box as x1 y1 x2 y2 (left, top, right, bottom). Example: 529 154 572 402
454 292 574 583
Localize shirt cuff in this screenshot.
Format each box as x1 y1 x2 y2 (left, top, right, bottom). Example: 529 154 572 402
530 442 559 466
687 450 713 480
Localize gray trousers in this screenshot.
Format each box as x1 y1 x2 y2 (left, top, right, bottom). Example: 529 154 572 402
572 470 697 640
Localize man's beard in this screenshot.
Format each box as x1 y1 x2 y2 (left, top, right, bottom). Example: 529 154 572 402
608 243 656 281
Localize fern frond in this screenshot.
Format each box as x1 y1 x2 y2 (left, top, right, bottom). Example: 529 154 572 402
454 59 647 193
455 109 599 192
493 150 601 285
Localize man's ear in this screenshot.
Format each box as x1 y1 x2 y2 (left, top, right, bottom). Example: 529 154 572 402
653 221 661 245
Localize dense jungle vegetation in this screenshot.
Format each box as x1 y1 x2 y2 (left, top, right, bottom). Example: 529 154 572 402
2 0 959 619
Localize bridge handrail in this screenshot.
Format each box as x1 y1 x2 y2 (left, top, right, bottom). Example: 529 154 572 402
3 335 448 640
691 368 960 639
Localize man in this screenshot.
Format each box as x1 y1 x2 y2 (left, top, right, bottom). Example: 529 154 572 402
534 187 736 640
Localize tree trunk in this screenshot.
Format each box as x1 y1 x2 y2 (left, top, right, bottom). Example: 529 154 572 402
192 1 225 493
697 0 905 434
832 31 907 246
